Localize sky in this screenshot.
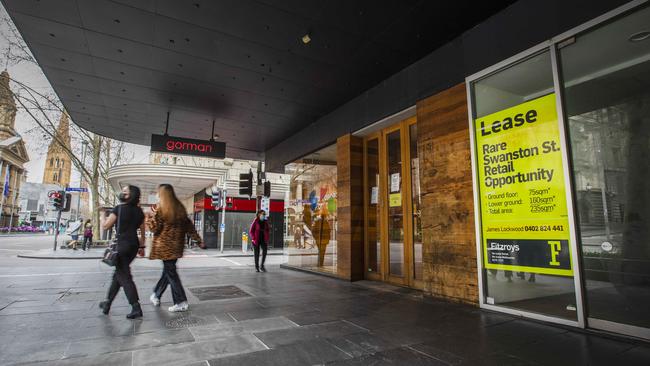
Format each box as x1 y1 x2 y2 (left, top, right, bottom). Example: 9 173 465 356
0 4 150 184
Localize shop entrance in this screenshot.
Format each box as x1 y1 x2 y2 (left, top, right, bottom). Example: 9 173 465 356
363 117 423 289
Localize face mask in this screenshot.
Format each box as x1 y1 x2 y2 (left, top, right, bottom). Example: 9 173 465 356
260 215 266 221
118 192 128 202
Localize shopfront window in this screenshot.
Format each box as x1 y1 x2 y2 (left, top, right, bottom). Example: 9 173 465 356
284 145 338 274
562 5 650 333
366 138 381 273
471 51 578 320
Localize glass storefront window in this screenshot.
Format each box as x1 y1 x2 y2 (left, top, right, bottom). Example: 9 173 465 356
562 5 650 332
471 51 578 320
284 145 338 274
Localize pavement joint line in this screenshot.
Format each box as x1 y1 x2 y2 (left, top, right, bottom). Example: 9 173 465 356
341 319 371 332
220 258 243 266
251 333 270 350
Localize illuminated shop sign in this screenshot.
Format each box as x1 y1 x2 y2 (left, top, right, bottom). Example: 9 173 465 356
150 134 226 159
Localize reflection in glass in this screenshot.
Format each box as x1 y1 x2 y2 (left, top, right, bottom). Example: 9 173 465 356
386 130 404 277
409 124 423 280
283 145 338 274
563 5 650 331
473 50 577 320
366 138 381 273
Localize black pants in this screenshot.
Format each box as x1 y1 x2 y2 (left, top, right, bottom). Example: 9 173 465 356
153 259 187 304
107 247 139 305
254 241 267 270
82 236 92 250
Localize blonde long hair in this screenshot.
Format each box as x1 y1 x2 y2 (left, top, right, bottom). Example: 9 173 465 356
157 184 187 222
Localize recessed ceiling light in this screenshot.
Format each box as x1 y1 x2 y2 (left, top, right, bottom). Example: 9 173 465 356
117 49 123 53
169 39 175 44
114 19 121 23
629 30 650 42
301 33 311 44
49 33 55 37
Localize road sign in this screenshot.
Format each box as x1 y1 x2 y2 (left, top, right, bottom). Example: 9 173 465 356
219 223 225 233
65 187 88 192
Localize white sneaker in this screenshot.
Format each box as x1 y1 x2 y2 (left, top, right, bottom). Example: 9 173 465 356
168 301 189 312
150 293 160 307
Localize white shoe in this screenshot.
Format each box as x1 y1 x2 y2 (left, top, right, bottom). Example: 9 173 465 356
168 301 189 312
150 293 160 307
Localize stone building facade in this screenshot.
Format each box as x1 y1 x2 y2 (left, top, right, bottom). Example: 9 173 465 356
42 112 71 187
0 70 29 227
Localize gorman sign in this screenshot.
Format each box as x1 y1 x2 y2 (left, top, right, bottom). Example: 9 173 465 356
150 134 226 159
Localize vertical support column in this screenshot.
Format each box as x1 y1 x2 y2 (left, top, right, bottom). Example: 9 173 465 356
417 83 478 304
336 134 364 281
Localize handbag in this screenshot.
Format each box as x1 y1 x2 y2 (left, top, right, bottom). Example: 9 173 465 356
102 205 121 266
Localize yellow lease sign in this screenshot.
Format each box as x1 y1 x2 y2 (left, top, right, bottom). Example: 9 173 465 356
474 93 573 276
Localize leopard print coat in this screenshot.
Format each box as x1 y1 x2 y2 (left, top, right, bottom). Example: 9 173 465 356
147 211 202 260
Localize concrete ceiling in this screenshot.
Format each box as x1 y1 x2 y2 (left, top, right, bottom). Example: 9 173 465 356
3 0 515 160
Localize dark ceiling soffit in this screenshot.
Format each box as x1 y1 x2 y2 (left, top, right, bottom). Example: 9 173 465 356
264 0 632 173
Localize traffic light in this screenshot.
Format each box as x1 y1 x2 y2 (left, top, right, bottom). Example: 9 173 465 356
263 181 271 197
50 190 64 210
239 170 253 197
211 189 221 208
63 193 72 212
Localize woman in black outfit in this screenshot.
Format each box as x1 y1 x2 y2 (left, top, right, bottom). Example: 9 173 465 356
99 185 146 319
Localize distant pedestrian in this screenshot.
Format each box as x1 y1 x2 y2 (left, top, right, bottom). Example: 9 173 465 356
99 185 146 319
147 184 204 313
82 219 93 251
250 210 270 272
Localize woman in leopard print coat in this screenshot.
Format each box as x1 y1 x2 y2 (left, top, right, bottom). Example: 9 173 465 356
147 184 204 312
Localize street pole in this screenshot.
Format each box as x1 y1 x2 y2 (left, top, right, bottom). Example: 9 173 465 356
53 209 62 251
219 180 226 253
75 142 88 220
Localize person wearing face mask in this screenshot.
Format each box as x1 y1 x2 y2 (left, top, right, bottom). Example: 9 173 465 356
99 185 146 319
147 184 204 312
249 210 271 272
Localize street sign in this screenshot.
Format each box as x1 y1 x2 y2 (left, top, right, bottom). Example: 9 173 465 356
219 222 225 233
150 134 226 159
65 187 88 192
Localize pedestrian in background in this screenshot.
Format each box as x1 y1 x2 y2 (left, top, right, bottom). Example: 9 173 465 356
147 184 204 313
82 219 93 250
99 185 146 319
249 209 270 272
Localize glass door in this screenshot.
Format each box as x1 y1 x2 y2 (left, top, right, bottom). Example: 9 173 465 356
364 117 421 288
364 135 382 280
385 126 406 282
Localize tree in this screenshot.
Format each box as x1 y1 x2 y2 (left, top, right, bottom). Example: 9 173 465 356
0 12 133 238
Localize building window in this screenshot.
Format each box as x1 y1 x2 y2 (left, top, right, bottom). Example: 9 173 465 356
470 50 578 321
283 144 338 274
49 158 53 167
53 173 58 182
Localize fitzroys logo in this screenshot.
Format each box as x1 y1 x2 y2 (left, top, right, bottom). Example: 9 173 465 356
487 241 520 252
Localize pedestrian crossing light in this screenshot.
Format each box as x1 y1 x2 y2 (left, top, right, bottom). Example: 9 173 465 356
239 170 253 197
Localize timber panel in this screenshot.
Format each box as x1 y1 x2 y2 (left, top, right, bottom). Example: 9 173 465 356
416 83 478 304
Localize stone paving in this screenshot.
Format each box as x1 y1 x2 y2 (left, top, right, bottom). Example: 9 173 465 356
1 264 650 366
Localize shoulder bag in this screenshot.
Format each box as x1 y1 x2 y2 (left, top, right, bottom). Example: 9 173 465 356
102 205 121 266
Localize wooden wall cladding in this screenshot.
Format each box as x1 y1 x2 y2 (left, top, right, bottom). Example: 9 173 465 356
416 83 479 304
336 134 365 281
